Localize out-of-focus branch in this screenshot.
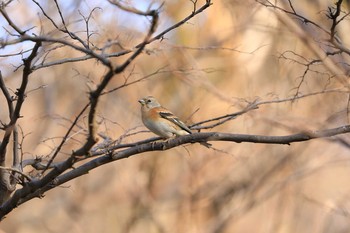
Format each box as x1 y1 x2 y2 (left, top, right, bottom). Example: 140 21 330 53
108 0 161 17
191 88 348 130
0 5 25 35
328 0 343 42
79 7 102 49
257 0 331 38
257 0 349 86
136 0 212 47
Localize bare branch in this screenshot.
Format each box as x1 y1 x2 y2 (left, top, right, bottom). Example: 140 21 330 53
191 88 349 130
0 71 14 119
0 166 31 182
0 42 41 165
17 35 112 67
0 5 25 35
108 0 160 16
42 103 90 174
0 72 20 170
52 0 90 49
6 1 349 226
31 0 60 31
26 1 213 71
21 157 57 170
257 0 349 86
257 0 331 36
102 65 170 95
73 3 160 156
78 7 102 49
327 0 343 42
0 123 348 219
140 0 212 47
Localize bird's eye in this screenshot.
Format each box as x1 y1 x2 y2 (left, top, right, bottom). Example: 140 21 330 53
147 99 152 103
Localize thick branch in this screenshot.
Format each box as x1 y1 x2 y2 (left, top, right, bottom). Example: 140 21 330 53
1 124 349 219
0 156 76 218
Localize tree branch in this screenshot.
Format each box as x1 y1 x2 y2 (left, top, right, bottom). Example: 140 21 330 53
328 0 343 42
1 123 349 219
0 5 25 35
42 103 90 174
0 41 41 205
27 0 213 70
0 41 41 165
73 4 160 156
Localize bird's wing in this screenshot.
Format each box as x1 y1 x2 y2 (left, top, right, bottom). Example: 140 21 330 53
159 111 192 134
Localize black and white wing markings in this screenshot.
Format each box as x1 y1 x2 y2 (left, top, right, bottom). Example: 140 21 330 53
159 111 192 134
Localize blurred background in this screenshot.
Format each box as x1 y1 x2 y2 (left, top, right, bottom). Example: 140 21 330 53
1 0 350 232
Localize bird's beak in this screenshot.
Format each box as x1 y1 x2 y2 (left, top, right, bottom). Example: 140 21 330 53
138 99 145 105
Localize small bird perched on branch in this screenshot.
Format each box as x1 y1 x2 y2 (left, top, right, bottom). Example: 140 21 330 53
138 96 211 147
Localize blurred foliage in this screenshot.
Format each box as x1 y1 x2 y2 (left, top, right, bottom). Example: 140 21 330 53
1 0 350 232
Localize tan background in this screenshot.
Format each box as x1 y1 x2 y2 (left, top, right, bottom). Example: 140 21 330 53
1 0 350 232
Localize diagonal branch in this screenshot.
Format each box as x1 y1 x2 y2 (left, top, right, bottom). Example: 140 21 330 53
140 0 212 47
41 103 90 174
0 6 25 35
1 123 349 219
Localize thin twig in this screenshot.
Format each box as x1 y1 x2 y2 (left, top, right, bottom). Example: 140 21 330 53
191 88 349 130
0 6 25 35
0 166 31 182
42 103 90 174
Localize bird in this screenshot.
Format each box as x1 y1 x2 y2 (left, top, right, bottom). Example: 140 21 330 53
138 96 211 147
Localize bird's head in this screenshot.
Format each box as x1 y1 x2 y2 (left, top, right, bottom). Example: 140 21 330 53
138 96 161 109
